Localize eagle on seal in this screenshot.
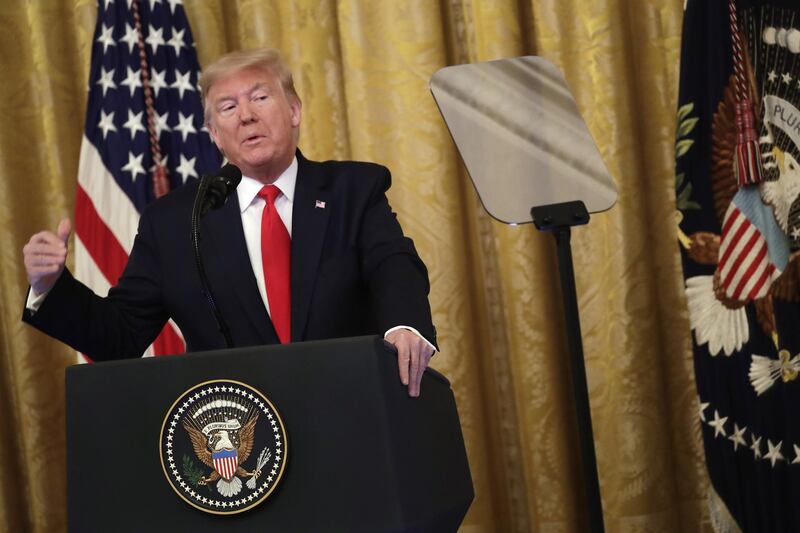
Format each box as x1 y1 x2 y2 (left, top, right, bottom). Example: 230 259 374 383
183 414 258 497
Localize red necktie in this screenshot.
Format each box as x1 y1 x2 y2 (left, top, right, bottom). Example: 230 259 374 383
258 185 291 343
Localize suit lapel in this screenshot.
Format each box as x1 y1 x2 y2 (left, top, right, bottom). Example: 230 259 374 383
291 154 330 341
202 193 279 344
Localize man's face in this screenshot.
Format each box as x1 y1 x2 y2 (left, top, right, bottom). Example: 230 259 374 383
206 67 301 182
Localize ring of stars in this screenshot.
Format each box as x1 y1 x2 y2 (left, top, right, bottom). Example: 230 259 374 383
161 381 286 513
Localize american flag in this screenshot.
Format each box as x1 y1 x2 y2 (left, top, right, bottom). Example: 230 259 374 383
76 0 221 358
717 187 789 301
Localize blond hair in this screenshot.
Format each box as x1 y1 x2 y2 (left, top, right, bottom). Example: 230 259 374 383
199 48 300 124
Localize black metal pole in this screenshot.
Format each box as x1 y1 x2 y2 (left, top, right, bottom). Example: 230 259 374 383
532 201 604 533
553 226 605 533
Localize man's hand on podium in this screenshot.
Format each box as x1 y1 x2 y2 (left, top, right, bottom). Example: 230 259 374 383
23 217 71 296
385 328 435 398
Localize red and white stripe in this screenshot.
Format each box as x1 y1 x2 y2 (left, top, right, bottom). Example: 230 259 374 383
718 205 777 301
74 137 184 361
213 455 238 481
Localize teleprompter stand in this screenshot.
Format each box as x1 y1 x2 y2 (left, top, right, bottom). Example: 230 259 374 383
430 56 619 533
531 200 604 533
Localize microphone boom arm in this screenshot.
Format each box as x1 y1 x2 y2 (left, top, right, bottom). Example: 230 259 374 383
190 171 238 349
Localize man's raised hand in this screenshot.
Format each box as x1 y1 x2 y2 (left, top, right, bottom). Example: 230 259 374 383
23 217 71 296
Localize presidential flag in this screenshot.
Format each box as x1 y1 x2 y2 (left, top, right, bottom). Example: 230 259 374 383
675 0 800 530
77 0 221 357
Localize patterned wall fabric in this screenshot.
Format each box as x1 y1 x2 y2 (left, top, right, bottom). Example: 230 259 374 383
0 1 708 531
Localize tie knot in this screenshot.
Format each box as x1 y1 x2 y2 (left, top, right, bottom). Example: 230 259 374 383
258 184 282 205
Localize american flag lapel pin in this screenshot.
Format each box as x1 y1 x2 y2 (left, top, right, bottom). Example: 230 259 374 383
315 200 326 209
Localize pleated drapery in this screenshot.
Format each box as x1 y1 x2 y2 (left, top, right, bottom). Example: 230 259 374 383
0 1 710 531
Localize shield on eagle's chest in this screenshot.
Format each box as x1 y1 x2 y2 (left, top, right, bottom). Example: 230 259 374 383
212 449 238 481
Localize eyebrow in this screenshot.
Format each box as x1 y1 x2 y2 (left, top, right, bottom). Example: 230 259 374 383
214 82 270 105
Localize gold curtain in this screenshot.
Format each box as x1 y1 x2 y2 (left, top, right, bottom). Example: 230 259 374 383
0 0 711 531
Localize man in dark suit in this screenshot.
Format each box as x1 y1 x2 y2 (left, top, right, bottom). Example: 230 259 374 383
22 48 436 397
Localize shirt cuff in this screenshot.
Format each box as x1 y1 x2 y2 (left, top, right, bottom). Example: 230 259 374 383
25 286 50 313
384 325 437 353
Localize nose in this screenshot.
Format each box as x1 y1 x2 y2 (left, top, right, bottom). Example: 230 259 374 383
239 101 257 124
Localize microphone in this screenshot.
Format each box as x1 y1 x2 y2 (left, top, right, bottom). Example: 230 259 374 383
199 163 242 216
190 162 242 349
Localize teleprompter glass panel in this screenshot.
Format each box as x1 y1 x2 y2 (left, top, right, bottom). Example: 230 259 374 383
430 56 618 224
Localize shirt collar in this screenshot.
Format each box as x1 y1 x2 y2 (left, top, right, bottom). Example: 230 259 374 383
237 156 298 212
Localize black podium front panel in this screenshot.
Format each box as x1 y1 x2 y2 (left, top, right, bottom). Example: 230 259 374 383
65 336 473 532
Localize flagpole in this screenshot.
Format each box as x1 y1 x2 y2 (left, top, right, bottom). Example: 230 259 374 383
531 200 605 533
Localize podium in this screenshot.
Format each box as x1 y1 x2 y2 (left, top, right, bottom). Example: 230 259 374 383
65 336 473 532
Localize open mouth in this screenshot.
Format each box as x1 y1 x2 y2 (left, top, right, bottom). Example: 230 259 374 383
242 134 264 145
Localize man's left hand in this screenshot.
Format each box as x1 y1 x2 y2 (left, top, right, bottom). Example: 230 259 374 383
385 329 435 398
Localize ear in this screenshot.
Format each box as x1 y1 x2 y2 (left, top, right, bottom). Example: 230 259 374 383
207 120 221 147
289 98 302 128
207 120 228 158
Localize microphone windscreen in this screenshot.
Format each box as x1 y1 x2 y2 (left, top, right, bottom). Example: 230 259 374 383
201 163 243 214
217 163 242 184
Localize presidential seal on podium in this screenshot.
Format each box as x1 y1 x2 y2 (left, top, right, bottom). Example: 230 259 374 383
159 379 288 515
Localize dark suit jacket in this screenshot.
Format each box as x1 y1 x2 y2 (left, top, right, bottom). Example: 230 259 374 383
23 152 436 360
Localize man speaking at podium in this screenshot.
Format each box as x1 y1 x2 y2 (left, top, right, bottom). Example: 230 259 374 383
21 48 436 397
